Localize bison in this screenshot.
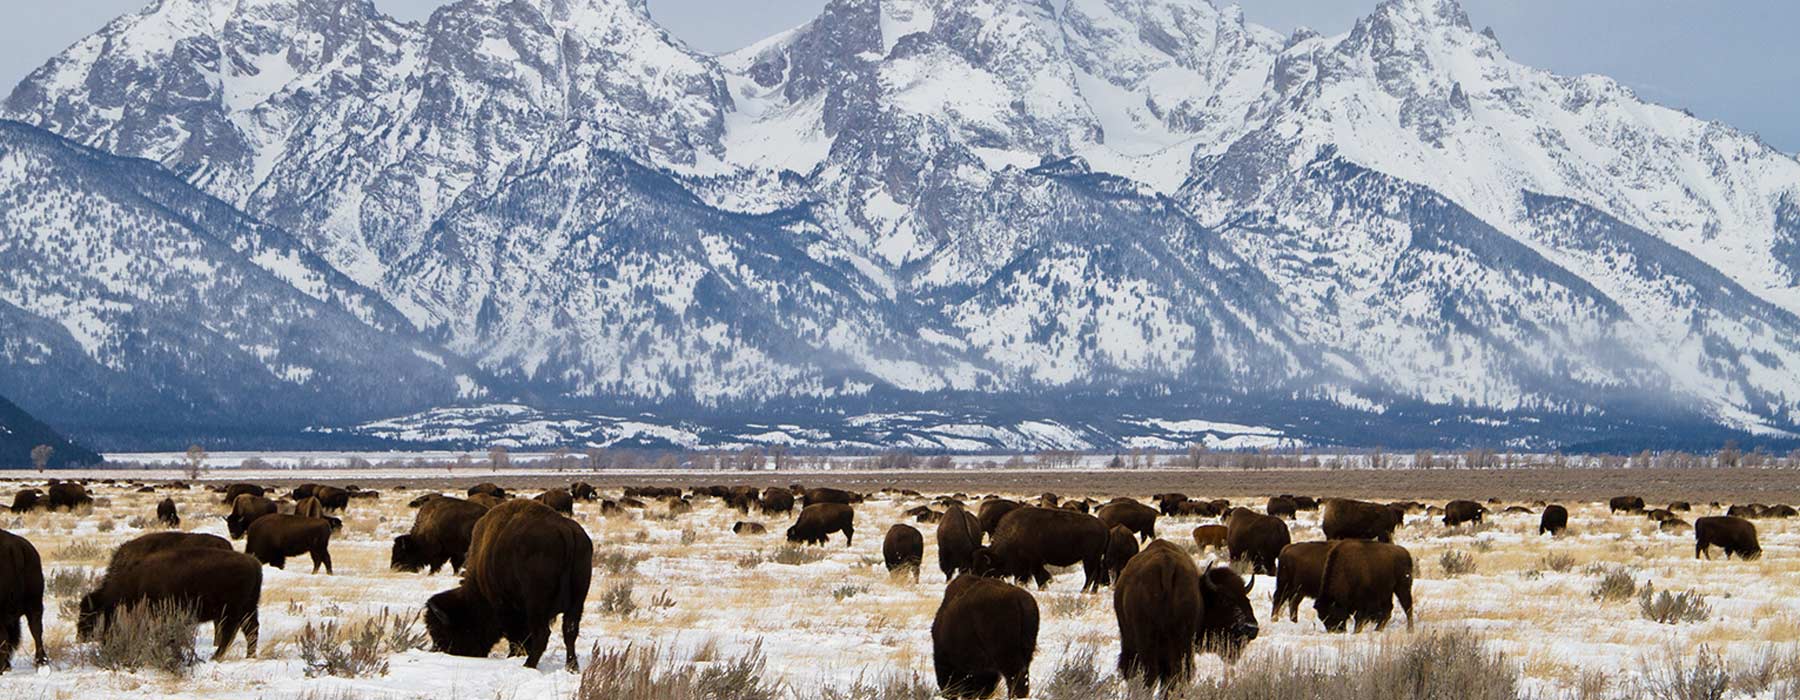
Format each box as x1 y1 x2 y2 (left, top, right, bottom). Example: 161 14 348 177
0 529 46 673
1114 540 1203 690
1266 496 1298 520
1609 496 1646 514
802 487 858 506
45 482 91 510
1192 524 1227 552
932 575 1038 699
1314 540 1415 633
8 489 41 514
978 499 1024 537
534 489 575 516
974 507 1109 592
732 521 767 535
425 499 592 671
884 524 925 580
1097 501 1159 542
77 547 261 660
1539 504 1569 536
569 482 598 501
155 497 180 528
393 496 490 574
787 503 855 546
1104 525 1140 584
1695 516 1761 560
467 483 507 499
225 494 279 540
1197 565 1260 663
293 496 325 519
245 514 334 573
1226 508 1290 575
105 532 232 579
1270 541 1332 622
1321 498 1402 543
220 483 265 505
1155 493 1188 516
1442 500 1485 527
937 505 985 581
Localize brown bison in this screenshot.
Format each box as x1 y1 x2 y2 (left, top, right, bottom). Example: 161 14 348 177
1442 500 1485 527
293 496 325 519
884 524 925 580
788 503 855 546
8 489 41 514
974 507 1109 592
1114 540 1202 690
937 505 985 581
77 548 262 660
467 483 507 499
732 521 767 535
0 529 46 673
569 482 598 501
245 514 334 573
1197 565 1260 663
225 494 279 539
1060 500 1091 514
1695 516 1761 560
759 488 796 515
978 499 1024 537
1226 508 1290 575
393 496 490 574
311 485 350 511
1609 496 1646 514
1314 540 1415 632
1266 496 1298 519
155 497 180 527
1661 518 1692 533
1321 498 1402 543
425 499 592 671
1174 500 1222 517
1539 504 1569 536
45 482 92 510
1668 501 1691 512
1270 541 1332 622
1192 524 1228 552
534 489 575 515
220 483 265 504
802 487 858 506
105 532 232 578
1097 501 1159 542
1104 525 1140 584
1155 493 1188 516
932 575 1038 699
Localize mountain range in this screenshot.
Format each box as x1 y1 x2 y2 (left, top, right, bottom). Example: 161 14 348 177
3 0 1798 452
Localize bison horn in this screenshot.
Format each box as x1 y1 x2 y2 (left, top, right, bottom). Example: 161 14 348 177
1244 574 1255 594
426 599 449 624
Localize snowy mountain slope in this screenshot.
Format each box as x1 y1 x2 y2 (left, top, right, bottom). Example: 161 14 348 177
0 120 470 445
0 392 102 468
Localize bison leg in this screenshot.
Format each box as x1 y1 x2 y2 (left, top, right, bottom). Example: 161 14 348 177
1033 565 1052 591
1 614 16 673
562 608 582 672
1395 586 1416 632
314 547 333 575
842 525 854 547
27 604 45 666
449 553 466 573
1004 668 1030 699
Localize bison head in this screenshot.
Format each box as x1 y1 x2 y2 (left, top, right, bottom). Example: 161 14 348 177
425 587 503 658
74 593 105 641
1198 565 1259 662
391 535 430 572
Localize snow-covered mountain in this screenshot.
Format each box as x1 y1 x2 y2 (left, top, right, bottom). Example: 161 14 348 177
0 392 102 467
5 0 1799 450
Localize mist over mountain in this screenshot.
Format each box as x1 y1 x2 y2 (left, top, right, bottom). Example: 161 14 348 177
5 0 1798 451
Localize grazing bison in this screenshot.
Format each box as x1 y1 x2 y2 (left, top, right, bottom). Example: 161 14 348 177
1104 525 1140 584
884 524 925 580
1668 501 1691 512
1271 541 1333 622
802 487 858 506
1539 505 1569 536
787 503 855 546
1192 525 1228 552
732 521 766 535
293 496 325 519
1645 509 1675 522
1290 496 1321 511
45 482 92 510
1197 565 1260 663
311 486 350 511
932 575 1038 699
8 490 41 514
425 499 592 671
220 483 265 505
1174 501 1221 517
534 489 575 515
225 494 279 540
77 548 261 660
1314 540 1415 633
1660 518 1692 533
1695 516 1761 560
408 493 441 508
978 499 1024 537
1225 508 1290 575
393 497 490 574
937 505 985 581
1609 496 1646 514
245 514 334 573
1155 494 1188 516
569 483 597 501
0 529 46 673
1321 499 1402 543
1114 540 1202 690
105 532 232 578
1097 501 1159 542
1442 500 1485 527
155 497 180 527
759 488 796 515
974 507 1109 592
1769 505 1799 519
1266 496 1298 520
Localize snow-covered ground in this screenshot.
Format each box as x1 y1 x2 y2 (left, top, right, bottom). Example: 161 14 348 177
0 476 1795 698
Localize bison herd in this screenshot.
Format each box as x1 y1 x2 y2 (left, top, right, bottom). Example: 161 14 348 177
0 477 1785 696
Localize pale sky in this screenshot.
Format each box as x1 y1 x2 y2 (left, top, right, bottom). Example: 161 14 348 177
5 0 1796 152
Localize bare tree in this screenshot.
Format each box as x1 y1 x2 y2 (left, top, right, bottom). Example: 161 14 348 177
585 447 607 471
30 444 52 472
185 444 207 480
488 445 510 472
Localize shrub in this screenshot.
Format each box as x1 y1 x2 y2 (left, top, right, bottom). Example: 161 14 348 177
1729 644 1800 696
771 544 828 566
45 567 100 598
297 609 426 678
86 599 200 674
1637 645 1730 700
1185 629 1517 700
1037 645 1115 700
575 641 782 700
594 548 648 576
1044 594 1091 619
1638 584 1712 624
1439 550 1477 577
830 584 869 602
1591 568 1637 602
601 581 637 618
813 672 936 700
56 540 108 563
1540 552 1577 573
